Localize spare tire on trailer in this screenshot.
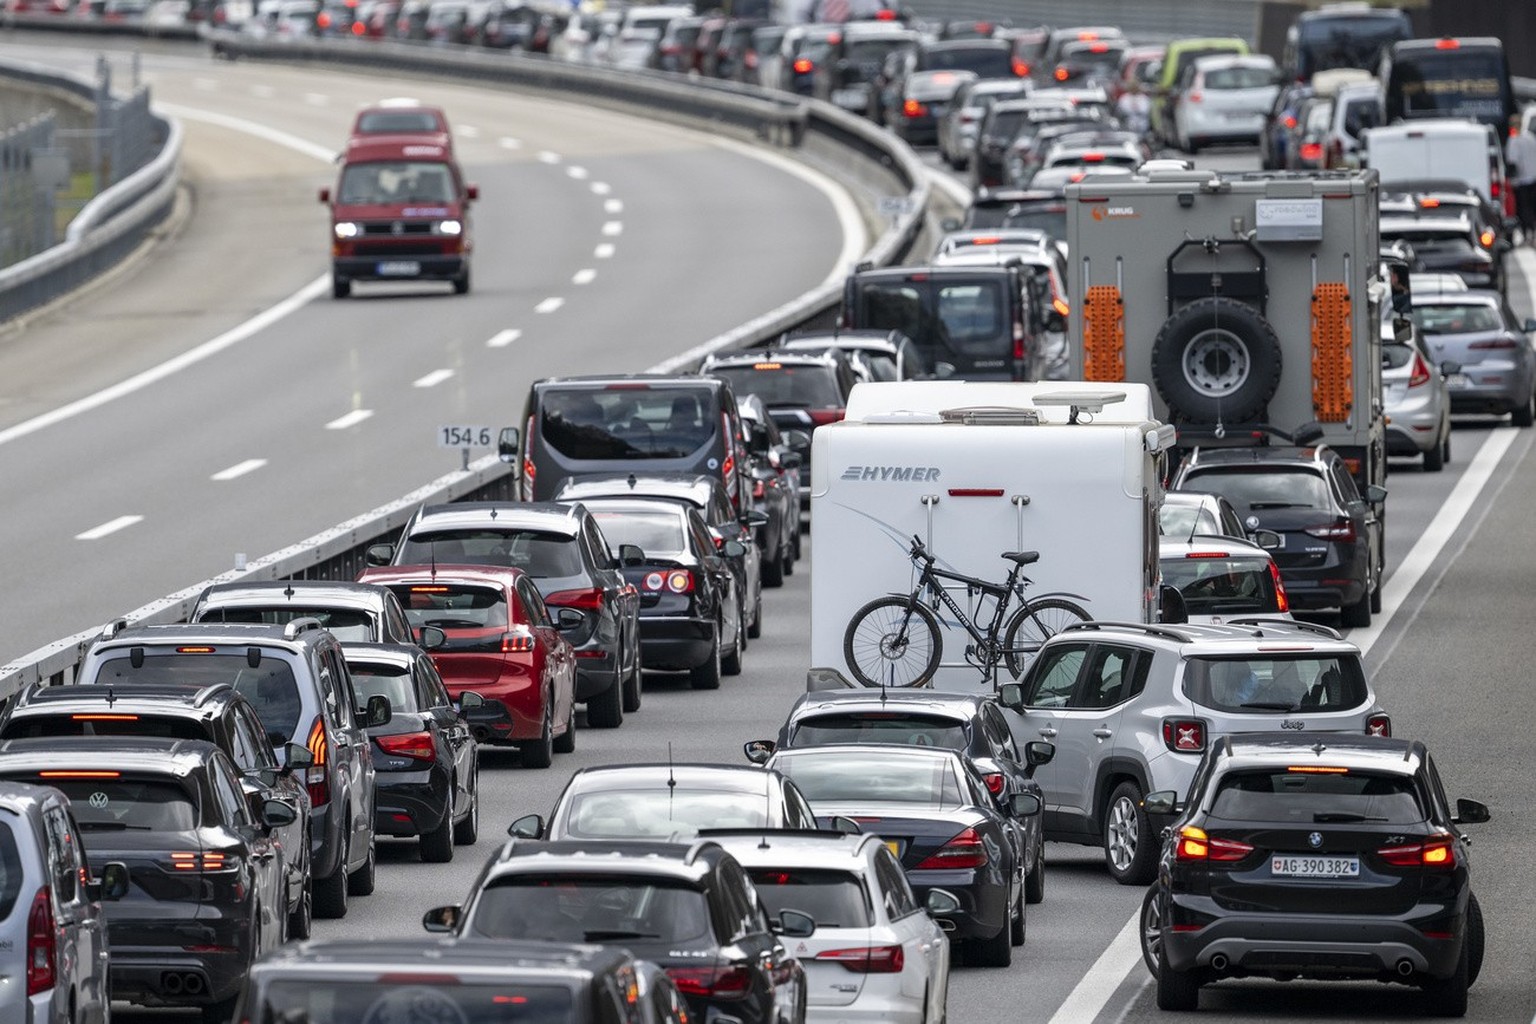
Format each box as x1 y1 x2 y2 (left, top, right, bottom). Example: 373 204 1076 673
1150 297 1283 424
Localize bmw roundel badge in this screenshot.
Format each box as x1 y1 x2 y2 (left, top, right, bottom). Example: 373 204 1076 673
1308 832 1323 848
1245 515 1261 530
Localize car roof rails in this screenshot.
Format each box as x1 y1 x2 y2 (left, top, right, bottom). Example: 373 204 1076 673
99 618 130 641
282 617 325 641
1222 617 1344 640
1059 621 1197 644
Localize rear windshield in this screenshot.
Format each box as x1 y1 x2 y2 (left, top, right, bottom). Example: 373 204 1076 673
1184 655 1369 713
347 662 420 713
0 822 21 921
1383 229 1474 249
46 778 199 832
710 365 843 409
336 161 456 206
388 583 514 653
789 712 968 750
921 46 1011 77
854 279 1011 357
1160 555 1281 617
2 714 208 743
1210 769 1424 824
196 606 375 642
1205 66 1274 89
1179 468 1332 512
395 529 581 578
1159 504 1222 538
964 202 1066 239
748 867 872 928
774 752 964 807
260 980 573 1024
847 39 907 63
355 110 439 134
470 875 711 944
93 652 302 743
1381 343 1415 371
1411 303 1502 334
589 510 687 557
564 789 768 837
540 386 719 460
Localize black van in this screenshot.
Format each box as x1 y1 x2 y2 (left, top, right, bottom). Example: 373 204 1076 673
841 263 1047 381
502 375 752 511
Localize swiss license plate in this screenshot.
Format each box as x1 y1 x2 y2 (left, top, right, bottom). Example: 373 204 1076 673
1445 373 1472 389
832 87 867 108
1271 854 1359 878
377 260 421 276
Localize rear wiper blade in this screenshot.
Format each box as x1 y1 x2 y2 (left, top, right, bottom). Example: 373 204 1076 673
582 929 659 941
1312 812 1389 823
77 821 153 831
1239 702 1297 711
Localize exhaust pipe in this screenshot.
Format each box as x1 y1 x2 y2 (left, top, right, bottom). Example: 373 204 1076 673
1396 959 1415 977
162 972 183 995
183 973 206 996
1210 953 1229 972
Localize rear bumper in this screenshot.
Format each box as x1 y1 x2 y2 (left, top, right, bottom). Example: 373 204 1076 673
638 616 715 670
373 766 451 837
109 946 249 1005
907 868 1007 941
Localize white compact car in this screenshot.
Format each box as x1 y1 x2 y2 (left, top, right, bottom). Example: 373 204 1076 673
1172 54 1280 152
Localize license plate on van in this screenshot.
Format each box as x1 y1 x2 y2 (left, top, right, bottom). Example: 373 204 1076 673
377 260 421 276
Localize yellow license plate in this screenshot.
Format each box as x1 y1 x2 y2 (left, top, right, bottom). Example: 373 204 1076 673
884 840 900 856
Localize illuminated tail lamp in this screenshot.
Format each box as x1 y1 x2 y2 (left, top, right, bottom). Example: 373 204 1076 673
351 20 364 35
1283 115 1297 129
1054 67 1069 82
1300 142 1323 163
315 11 329 27
981 772 1005 795
1162 718 1206 753
377 730 436 761
1366 713 1392 737
1378 837 1455 868
544 587 604 610
168 851 239 872
1052 296 1070 317
306 717 330 808
792 58 813 74
1082 152 1106 163
903 99 927 118
26 887 55 996
817 945 905 972
1419 197 1441 209
410 585 451 594
500 627 537 653
641 571 693 594
1187 92 1203 104
70 714 139 722
1287 765 1349 774
1088 42 1109 53
1175 826 1252 862
38 770 119 779
1269 561 1290 613
1012 60 1029 77
914 827 988 869
1478 228 1497 249
807 409 845 426
176 646 217 654
1433 38 1460 50
875 8 895 19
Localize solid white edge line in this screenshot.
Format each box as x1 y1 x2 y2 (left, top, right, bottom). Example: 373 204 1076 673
1049 913 1142 1024
76 515 143 541
155 103 338 163
211 458 267 481
572 269 596 285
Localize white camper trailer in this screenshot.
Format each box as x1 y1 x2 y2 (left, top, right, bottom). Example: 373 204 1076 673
808 381 1175 691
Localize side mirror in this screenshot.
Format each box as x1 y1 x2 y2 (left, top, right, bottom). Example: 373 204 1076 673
1454 798 1491 825
780 451 803 469
362 694 393 728
508 813 545 839
456 690 486 711
95 862 131 902
1045 311 1066 333
1291 421 1326 447
556 607 585 631
774 909 816 938
1158 583 1188 624
422 905 461 933
1024 740 1054 769
416 625 446 651
1365 484 1388 505
828 814 862 835
782 429 810 449
743 739 777 765
1248 529 1283 551
617 543 646 567
283 743 314 773
722 539 749 559
1142 790 1180 816
318 186 331 203
1524 319 1536 334
261 798 299 830
743 510 770 526
925 887 961 916
466 183 479 202
997 681 1024 710
497 425 520 461
365 543 395 567
933 361 956 379
1393 318 1414 344
1009 792 1042 817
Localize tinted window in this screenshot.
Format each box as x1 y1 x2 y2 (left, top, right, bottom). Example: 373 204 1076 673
336 161 456 205
2 714 207 742
1388 48 1510 126
260 980 572 1024
789 712 968 750
1184 655 1368 713
1204 66 1273 89
1411 302 1503 334
749 867 871 927
1074 647 1135 709
348 661 421 712
1160 555 1282 616
396 530 581 578
963 202 1066 239
388 583 514 653
93 652 303 743
1160 503 1220 538
772 752 965 807
1180 468 1332 512
0 822 21 921
711 365 844 408
1295 14 1408 77
470 876 711 943
1024 645 1087 707
565 789 770 837
921 45 1011 77
197 606 375 642
354 110 440 133
1210 768 1424 824
1380 342 1416 371
540 386 719 460
46 778 199 832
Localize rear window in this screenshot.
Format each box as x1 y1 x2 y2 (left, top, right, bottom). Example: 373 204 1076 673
1160 555 1281 617
855 280 1010 358
922 45 1011 77
539 386 719 460
1210 768 1424 824
45 777 199 832
710 365 843 409
354 110 439 134
2 714 208 743
93 651 303 743
748 868 872 928
847 39 907 63
964 202 1066 239
336 161 456 205
1204 66 1274 89
1159 504 1221 538
470 875 712 943
259 980 573 1024
347 662 420 712
773 752 964 807
564 789 768 837
388 583 513 653
1179 468 1332 512
789 712 969 750
0 821 21 921
1411 303 1502 335
395 529 581 578
589 510 687 557
196 606 375 642
1184 655 1369 713
1381 343 1415 371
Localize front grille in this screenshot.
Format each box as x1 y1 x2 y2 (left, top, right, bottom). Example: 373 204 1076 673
353 241 451 257
360 221 436 236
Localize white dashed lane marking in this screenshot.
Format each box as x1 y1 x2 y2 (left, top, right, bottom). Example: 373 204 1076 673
252 84 275 98
413 369 455 388
594 243 615 259
211 459 268 482
487 329 522 348
537 151 561 164
459 125 481 138
77 516 143 541
304 93 328 106
326 409 374 430
601 221 623 236
573 269 596 285
498 137 522 150
566 165 589 180
604 199 624 214
590 181 611 195
535 297 564 314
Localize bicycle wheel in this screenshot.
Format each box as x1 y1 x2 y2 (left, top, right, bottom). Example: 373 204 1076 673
844 597 943 688
1003 598 1092 677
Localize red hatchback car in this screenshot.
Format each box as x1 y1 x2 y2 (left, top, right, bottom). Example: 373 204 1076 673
357 565 578 768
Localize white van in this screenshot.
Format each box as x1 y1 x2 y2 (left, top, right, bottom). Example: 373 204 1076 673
808 381 1174 692
1364 118 1507 209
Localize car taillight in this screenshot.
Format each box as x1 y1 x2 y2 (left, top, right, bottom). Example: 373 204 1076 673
1366 712 1391 737
168 851 241 872
1053 66 1069 81
520 415 535 493
1408 352 1432 388
642 570 693 594
377 730 436 761
1187 91 1202 103
1269 560 1290 613
665 965 751 998
808 409 845 426
752 478 765 499
1478 227 1496 249
501 626 537 652
1300 142 1323 163
1162 718 1205 753
1175 826 1252 862
1013 317 1025 359
792 58 813 74
1304 519 1355 542
1469 337 1518 350
26 887 54 996
903 98 926 118
544 587 604 610
981 772 1005 795
1012 59 1028 77
305 716 330 807
914 826 988 869
1378 837 1455 868
816 944 905 973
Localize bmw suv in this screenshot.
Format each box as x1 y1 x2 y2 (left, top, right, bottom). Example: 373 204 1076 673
998 619 1390 885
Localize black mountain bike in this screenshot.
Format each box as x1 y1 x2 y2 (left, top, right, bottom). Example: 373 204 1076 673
843 535 1091 688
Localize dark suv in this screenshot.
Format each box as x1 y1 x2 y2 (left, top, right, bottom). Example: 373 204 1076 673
1173 444 1387 628
367 501 642 729
75 620 381 920
0 681 316 938
425 839 808 1024
503 374 752 513
0 737 297 1023
1140 733 1488 1015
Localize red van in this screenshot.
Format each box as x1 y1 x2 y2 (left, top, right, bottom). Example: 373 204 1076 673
319 134 477 298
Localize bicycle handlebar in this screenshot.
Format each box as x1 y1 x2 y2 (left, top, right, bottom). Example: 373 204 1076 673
910 534 935 562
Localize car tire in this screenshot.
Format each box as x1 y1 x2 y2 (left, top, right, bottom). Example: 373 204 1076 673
1009 878 1026 946
287 875 313 940
691 630 723 690
453 771 479 845
1139 886 1163 977
1424 428 1446 472
1466 891 1485 986
452 266 471 295
783 540 795 576
331 275 350 299
1103 782 1158 886
420 810 454 863
585 673 624 729
621 640 643 713
522 709 555 769
1025 844 1046 904
347 834 376 896
1156 953 1202 1012
747 591 763 639
314 847 348 919
1370 575 1383 614
1341 586 1372 628
967 918 1013 968
1423 920 1470 1017
1512 388 1535 428
762 547 785 587
553 700 576 754
723 611 745 676
1150 297 1284 424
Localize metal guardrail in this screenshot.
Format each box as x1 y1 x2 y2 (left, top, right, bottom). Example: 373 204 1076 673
0 29 931 699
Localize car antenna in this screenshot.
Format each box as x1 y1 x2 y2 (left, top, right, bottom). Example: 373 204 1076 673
760 784 772 850
284 583 295 601
667 742 676 821
105 686 116 710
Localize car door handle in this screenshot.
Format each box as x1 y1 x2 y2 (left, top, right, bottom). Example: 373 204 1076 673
1037 727 1057 738
1093 728 1113 739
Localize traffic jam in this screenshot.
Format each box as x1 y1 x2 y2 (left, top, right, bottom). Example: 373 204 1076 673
0 1 1528 1022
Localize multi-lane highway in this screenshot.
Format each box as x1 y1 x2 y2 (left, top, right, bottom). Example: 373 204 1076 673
1 34 1533 1024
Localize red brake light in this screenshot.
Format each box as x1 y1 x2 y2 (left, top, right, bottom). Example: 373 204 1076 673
1088 42 1108 53
1300 142 1323 162
1366 712 1392 737
817 945 905 972
1378 837 1455 868
1269 560 1289 613
1187 91 1202 103
807 409 845 426
903 98 926 118
1162 718 1205 753
914 826 988 869
1419 197 1441 209
26 887 54 996
982 772 1005 795
1304 519 1355 542
500 626 537 653
1184 551 1229 559
1479 228 1496 248
38 771 119 779
1012 59 1028 77
543 587 604 610
1409 352 1432 388
1175 826 1252 862
306 716 330 807
793 58 813 73
665 966 751 998
751 478 765 499
1283 115 1297 129
875 8 894 19
1053 67 1069 81
1434 38 1460 50
377 730 436 761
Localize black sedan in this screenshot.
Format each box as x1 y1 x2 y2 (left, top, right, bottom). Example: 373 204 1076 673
1139 733 1488 1014
579 497 745 689
763 744 1038 968
747 687 1053 904
1381 212 1506 293
341 643 481 863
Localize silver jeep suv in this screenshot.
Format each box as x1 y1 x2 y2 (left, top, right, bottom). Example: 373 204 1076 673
998 618 1390 886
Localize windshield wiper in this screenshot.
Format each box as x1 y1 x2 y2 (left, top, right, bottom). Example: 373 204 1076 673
77 821 153 831
1247 501 1312 509
582 929 659 941
1312 812 1389 823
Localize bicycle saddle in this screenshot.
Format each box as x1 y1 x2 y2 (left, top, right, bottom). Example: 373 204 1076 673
1001 551 1040 566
